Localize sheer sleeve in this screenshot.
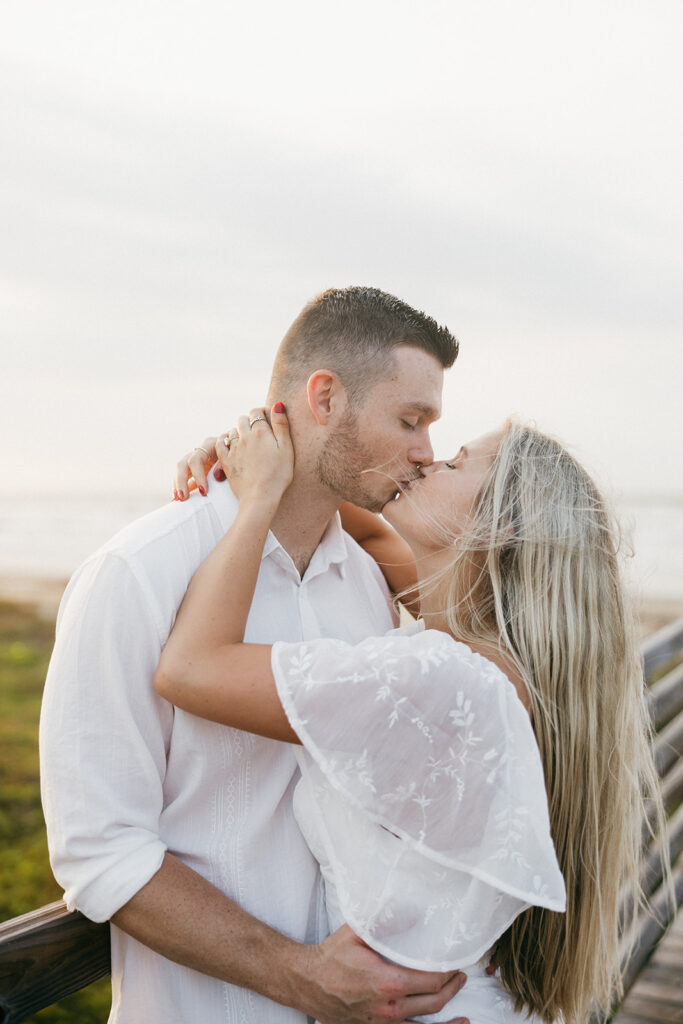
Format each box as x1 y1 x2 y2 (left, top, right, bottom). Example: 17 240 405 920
271 626 566 969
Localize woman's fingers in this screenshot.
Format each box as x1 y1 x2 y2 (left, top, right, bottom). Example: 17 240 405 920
174 456 192 501
174 437 219 500
187 441 217 496
215 428 239 477
214 410 269 478
173 410 287 497
235 414 252 439
270 403 293 473
270 401 290 449
247 407 269 432
216 405 293 502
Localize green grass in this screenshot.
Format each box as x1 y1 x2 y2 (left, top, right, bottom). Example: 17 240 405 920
0 601 111 1022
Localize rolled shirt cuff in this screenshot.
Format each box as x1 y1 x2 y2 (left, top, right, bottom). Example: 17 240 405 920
61 837 167 923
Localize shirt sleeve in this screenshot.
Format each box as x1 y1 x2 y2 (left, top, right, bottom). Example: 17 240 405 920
39 552 172 922
271 627 566 969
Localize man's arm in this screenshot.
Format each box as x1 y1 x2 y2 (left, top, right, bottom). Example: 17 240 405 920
112 853 468 1024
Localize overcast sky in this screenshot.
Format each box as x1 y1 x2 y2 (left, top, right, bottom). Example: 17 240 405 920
1 0 682 500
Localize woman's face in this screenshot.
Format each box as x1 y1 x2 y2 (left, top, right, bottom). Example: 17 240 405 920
383 427 503 555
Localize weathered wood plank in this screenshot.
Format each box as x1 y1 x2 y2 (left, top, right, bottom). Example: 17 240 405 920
615 886 683 1024
637 962 683 987
653 708 683 777
661 758 683 815
615 1015 674 1024
622 803 683 927
643 619 683 679
0 901 109 1024
648 663 683 732
620 856 683 993
618 996 683 1024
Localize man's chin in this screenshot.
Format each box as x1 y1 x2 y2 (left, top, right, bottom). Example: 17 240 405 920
339 485 398 515
350 495 392 515
379 493 400 516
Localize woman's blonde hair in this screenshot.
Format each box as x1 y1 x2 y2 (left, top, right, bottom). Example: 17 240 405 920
429 422 667 1023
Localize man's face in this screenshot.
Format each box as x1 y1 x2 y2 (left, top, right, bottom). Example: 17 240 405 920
316 346 444 513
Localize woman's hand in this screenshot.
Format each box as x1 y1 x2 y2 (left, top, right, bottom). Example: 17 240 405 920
218 403 293 509
173 404 292 502
174 437 220 500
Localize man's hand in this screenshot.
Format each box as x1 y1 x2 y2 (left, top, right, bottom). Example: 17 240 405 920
292 925 469 1024
111 858 468 1024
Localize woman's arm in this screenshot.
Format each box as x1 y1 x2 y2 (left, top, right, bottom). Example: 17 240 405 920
155 407 299 743
339 503 419 613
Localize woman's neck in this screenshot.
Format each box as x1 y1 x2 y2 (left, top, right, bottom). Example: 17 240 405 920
417 598 453 636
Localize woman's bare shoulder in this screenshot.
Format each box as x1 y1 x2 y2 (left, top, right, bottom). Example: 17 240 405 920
464 640 531 716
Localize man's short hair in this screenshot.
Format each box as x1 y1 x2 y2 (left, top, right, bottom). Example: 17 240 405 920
271 286 459 405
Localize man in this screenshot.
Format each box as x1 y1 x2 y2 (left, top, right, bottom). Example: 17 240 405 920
40 287 465 1023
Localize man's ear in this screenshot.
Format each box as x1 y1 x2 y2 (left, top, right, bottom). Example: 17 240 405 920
306 369 347 425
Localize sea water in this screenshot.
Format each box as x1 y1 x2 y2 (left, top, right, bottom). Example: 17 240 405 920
0 492 681 602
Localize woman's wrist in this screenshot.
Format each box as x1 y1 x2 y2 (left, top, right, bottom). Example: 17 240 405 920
235 492 281 524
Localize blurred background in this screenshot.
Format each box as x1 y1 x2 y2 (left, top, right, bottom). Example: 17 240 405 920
0 5 681 1019
1 0 682 609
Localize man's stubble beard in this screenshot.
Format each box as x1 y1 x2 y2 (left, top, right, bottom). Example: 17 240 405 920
315 413 391 514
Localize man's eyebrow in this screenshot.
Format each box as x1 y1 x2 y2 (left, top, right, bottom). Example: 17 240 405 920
404 402 440 418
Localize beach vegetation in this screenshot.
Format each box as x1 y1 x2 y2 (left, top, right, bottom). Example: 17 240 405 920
0 600 110 1022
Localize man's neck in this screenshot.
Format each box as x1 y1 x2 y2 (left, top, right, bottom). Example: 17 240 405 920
268 472 341 578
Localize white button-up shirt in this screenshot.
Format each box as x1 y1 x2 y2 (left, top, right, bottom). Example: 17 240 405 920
40 478 396 1024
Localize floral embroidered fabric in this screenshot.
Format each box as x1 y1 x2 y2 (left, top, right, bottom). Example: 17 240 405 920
272 624 566 971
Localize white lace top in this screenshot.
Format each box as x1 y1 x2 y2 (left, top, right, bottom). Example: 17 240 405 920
271 622 566 973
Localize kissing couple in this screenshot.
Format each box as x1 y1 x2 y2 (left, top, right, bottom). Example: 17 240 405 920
41 287 662 1024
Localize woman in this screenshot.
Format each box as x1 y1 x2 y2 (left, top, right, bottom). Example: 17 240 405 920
157 407 665 1024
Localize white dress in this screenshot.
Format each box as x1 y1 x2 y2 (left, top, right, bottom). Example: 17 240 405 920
271 622 566 1024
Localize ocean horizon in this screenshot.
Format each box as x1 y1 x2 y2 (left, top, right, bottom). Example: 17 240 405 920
2 490 682 605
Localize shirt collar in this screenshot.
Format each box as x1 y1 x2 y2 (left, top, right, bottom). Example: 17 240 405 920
211 478 349 581
264 510 349 582
304 511 349 580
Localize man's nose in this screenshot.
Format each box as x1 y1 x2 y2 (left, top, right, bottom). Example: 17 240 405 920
410 437 434 468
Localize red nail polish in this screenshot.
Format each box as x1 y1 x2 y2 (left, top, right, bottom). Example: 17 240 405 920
273 401 285 413
214 467 226 481
172 491 178 501
198 485 206 496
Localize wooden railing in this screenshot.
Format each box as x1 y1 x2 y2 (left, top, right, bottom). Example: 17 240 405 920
617 617 683 998
1 618 682 1024
0 904 108 1024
